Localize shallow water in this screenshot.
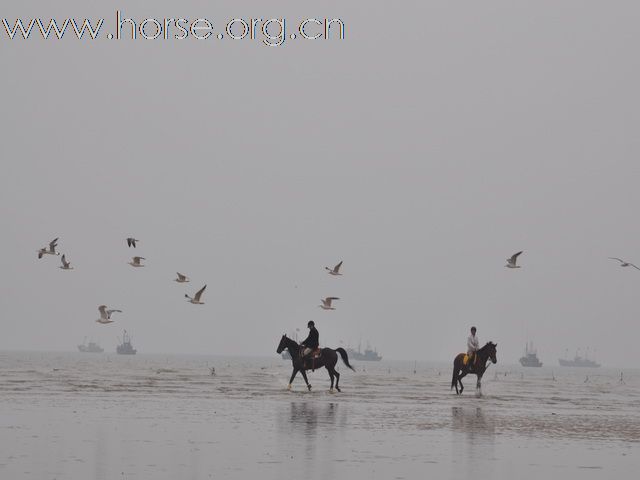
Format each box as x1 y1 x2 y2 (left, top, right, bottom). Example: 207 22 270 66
1 352 638 479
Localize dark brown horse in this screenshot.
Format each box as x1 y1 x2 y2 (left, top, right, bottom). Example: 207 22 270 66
277 334 354 392
451 342 497 394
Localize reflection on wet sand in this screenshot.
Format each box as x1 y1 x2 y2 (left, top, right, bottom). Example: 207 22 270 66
277 401 348 438
451 406 496 439
451 406 496 477
275 402 347 478
2 353 640 480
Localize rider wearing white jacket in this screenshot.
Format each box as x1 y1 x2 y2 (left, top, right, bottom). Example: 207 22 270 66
467 326 479 365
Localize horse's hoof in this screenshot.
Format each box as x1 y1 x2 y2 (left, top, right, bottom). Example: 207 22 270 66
336 387 341 393
287 384 292 391
329 388 334 394
307 385 312 391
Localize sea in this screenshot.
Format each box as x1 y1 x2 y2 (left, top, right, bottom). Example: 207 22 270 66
1 351 638 480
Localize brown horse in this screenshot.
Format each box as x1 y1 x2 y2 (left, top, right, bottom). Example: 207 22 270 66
451 342 497 394
277 334 354 392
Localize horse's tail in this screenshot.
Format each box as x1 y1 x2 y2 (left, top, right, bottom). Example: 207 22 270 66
451 359 458 390
336 348 355 371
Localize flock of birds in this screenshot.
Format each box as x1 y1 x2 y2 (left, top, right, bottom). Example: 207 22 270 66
504 251 639 271
35 238 638 330
320 261 343 310
36 236 209 324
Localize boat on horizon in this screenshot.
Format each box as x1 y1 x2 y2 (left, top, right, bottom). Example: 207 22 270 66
558 348 600 368
78 338 104 353
346 342 382 361
519 341 542 367
116 330 137 355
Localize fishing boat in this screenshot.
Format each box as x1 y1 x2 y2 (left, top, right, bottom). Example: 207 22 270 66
346 342 382 361
77 338 104 353
558 348 600 367
519 341 542 367
116 330 137 355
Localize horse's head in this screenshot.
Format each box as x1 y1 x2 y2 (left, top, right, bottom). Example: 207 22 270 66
276 334 288 354
487 342 497 364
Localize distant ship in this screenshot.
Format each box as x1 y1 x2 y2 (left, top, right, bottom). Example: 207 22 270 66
558 349 600 368
346 342 382 361
519 341 542 367
116 330 137 355
78 338 104 353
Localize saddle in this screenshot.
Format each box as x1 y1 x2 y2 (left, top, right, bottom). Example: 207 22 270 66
300 348 322 371
300 348 322 360
463 353 475 367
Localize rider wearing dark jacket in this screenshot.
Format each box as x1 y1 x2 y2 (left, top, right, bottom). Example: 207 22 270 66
301 320 319 356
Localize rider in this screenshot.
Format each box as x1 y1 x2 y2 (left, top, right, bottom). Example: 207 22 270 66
300 320 319 359
467 326 480 366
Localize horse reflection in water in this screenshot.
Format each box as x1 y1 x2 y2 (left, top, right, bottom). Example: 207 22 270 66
451 407 495 437
275 402 346 474
288 402 339 435
451 406 496 469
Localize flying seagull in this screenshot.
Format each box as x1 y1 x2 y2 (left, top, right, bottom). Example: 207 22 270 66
59 254 73 270
175 272 190 283
96 305 122 324
127 237 139 248
608 257 640 270
186 285 207 304
325 261 343 276
37 237 60 259
128 256 145 267
505 251 523 269
319 297 340 310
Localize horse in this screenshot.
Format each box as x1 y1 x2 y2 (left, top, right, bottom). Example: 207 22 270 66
451 342 497 395
276 334 355 392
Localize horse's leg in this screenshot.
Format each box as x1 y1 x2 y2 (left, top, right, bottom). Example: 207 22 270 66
452 363 459 394
476 373 482 392
300 369 312 391
334 369 341 392
452 364 461 394
288 368 298 390
327 367 335 393
458 372 467 395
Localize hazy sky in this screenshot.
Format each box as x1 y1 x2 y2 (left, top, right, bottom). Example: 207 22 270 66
1 1 639 366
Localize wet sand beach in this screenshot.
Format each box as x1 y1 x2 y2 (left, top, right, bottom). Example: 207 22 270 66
1 352 638 479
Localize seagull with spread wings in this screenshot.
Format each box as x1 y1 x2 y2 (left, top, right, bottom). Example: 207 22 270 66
127 237 139 248
608 257 640 270
128 256 145 267
59 254 73 270
325 261 343 276
175 272 190 283
186 285 207 304
37 237 60 259
96 305 122 324
319 297 340 310
505 251 523 269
